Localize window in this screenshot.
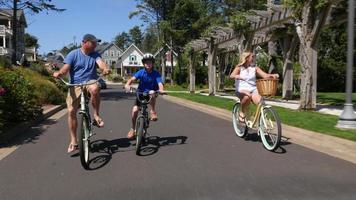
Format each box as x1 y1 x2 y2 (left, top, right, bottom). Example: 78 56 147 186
129 55 137 62
111 51 114 57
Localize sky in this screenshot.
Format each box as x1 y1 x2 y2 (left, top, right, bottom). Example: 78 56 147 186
26 0 143 55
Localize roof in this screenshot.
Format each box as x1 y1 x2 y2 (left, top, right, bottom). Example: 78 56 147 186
154 43 177 57
119 43 144 59
96 42 123 54
0 9 27 27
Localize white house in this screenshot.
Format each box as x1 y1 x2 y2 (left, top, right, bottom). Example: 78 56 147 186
0 9 27 60
117 44 144 77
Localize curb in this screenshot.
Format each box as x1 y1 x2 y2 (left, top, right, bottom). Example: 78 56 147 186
0 104 66 145
162 95 356 164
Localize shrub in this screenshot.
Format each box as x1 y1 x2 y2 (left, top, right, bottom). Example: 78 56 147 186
107 74 124 82
28 61 51 76
0 56 12 68
15 67 65 105
0 68 42 129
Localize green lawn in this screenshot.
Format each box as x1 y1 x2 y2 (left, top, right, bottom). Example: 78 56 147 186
168 92 356 141
317 92 356 107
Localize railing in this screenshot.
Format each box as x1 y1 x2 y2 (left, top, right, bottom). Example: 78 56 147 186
0 25 12 35
0 47 13 55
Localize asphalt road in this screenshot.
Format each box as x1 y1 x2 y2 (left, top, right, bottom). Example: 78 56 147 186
1 85 356 200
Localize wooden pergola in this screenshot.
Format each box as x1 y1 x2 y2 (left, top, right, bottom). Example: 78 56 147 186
186 0 345 109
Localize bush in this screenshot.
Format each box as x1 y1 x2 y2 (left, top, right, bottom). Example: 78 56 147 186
0 56 12 68
28 61 51 76
107 74 124 82
0 68 42 130
15 67 65 105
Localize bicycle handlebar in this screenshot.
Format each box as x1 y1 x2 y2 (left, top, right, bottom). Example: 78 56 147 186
58 77 102 87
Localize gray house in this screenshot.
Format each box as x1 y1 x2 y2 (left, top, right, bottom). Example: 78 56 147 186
0 9 27 60
96 42 123 69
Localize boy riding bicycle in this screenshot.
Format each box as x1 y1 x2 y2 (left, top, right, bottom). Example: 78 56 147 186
124 53 165 139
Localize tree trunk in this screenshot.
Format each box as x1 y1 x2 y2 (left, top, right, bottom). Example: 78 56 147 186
297 1 332 109
170 39 174 86
12 0 18 64
282 34 298 99
218 53 226 91
161 52 166 83
208 37 217 96
189 51 195 93
267 41 278 73
298 0 317 109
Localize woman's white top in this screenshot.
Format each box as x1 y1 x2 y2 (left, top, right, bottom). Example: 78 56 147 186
235 65 257 93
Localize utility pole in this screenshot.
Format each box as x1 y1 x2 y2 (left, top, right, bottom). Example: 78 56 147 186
336 0 356 129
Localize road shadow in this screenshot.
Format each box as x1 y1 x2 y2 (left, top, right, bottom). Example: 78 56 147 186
241 130 289 154
138 135 188 156
0 118 58 148
82 135 188 170
100 89 136 102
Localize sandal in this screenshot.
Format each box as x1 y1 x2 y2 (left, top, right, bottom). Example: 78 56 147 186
67 143 78 153
127 128 135 139
150 112 158 121
93 117 104 128
238 113 246 123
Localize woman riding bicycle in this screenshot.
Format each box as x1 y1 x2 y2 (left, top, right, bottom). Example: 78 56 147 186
229 51 278 123
124 53 165 139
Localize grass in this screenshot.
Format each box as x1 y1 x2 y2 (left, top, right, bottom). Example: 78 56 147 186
317 92 356 107
168 92 356 142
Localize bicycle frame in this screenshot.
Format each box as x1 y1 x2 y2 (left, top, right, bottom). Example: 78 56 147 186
135 92 156 132
245 101 272 130
78 86 92 139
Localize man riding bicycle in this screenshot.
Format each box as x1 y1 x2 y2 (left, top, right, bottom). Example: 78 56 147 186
124 53 165 139
53 34 111 153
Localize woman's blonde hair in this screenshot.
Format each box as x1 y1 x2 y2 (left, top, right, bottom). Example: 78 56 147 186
237 51 253 67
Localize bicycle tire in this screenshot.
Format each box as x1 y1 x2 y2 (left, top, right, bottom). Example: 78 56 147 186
78 114 90 169
135 117 145 155
259 107 281 151
232 102 247 138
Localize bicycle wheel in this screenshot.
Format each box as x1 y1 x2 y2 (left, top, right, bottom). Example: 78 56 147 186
232 102 247 137
259 106 281 151
78 114 90 169
135 117 145 155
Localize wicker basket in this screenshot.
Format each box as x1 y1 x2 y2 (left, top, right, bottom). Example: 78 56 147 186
256 79 279 96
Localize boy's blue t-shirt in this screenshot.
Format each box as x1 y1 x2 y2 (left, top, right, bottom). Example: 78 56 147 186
134 69 162 92
64 48 101 84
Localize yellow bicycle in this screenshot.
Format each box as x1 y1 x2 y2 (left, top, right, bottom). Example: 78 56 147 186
232 97 282 151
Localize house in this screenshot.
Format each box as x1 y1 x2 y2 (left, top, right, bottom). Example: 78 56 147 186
25 46 36 62
154 44 177 81
117 44 144 77
96 42 123 69
45 52 65 70
0 9 27 61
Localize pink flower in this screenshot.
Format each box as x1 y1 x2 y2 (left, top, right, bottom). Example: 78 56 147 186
0 87 6 96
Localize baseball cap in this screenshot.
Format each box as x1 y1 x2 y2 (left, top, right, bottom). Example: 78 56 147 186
82 34 101 43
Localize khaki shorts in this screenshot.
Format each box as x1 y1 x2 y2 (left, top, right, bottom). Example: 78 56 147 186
66 80 100 109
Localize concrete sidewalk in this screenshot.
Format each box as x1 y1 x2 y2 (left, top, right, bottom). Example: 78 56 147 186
162 95 356 165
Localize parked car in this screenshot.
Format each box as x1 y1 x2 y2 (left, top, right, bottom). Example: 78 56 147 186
98 78 107 89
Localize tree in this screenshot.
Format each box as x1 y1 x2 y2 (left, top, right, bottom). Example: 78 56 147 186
60 43 79 56
114 32 131 50
0 0 65 64
129 26 143 47
140 24 159 53
24 33 39 48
